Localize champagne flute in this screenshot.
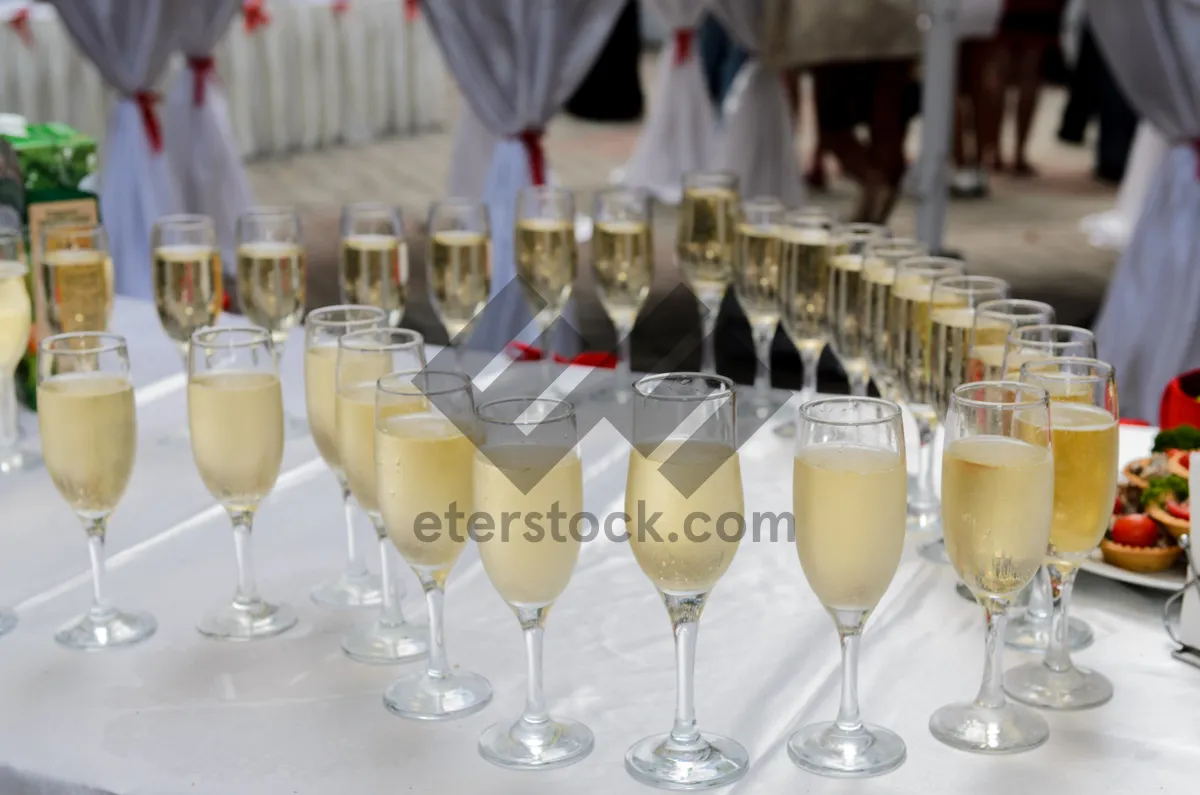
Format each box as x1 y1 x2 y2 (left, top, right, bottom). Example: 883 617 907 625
305 305 388 609
1004 358 1118 709
929 276 1010 421
966 299 1055 382
890 256 965 541
777 212 837 403
377 370 492 719
0 230 35 477
336 328 428 663
428 198 491 361
677 171 739 374
624 373 748 789
931 381 1053 753
235 206 306 356
731 196 784 418
862 238 929 399
592 187 654 401
475 396 592 768
516 186 577 386
40 224 114 334
828 223 890 397
1001 324 1098 652
38 332 156 648
790 396 908 777
189 327 295 640
151 214 223 363
340 202 407 327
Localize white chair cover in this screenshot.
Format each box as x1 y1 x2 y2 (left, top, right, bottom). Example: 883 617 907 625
615 0 715 205
48 0 187 299
165 0 253 277
334 2 371 145
408 5 447 131
1088 0 1200 422
446 103 500 199
421 0 627 350
1079 122 1170 250
709 0 805 205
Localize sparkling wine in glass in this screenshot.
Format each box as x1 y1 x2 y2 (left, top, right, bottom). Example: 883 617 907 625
516 186 577 383
592 187 653 400
0 229 35 479
235 207 306 356
474 397 592 768
339 202 406 327
151 214 223 362
731 196 784 418
790 396 907 776
378 370 492 719
623 372 748 789
305 305 388 609
967 299 1055 383
861 238 928 400
677 171 739 374
428 198 491 359
336 328 428 663
40 224 114 335
777 212 837 404
188 327 295 640
39 332 156 648
929 276 1010 421
1004 358 1117 709
930 381 1054 754
827 223 889 397
890 255 965 543
1001 323 1096 381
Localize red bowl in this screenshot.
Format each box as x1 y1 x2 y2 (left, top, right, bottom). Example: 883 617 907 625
1159 368 1200 429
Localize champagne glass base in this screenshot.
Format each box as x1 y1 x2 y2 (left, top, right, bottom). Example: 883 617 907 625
56 608 156 650
1004 612 1093 652
310 571 383 609
383 669 492 720
929 700 1049 754
1003 661 1113 710
745 390 790 423
918 536 949 563
954 581 975 602
198 599 297 641
284 413 311 440
341 617 427 664
0 609 16 637
787 721 906 778
773 420 796 438
0 448 41 475
625 732 749 790
479 716 594 770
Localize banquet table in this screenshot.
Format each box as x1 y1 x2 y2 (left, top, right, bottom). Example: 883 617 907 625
0 301 1195 794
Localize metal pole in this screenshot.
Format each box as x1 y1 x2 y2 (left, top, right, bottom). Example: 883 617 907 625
915 0 959 252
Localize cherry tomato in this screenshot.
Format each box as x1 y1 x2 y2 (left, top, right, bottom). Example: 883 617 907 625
1111 514 1160 547
1166 499 1191 521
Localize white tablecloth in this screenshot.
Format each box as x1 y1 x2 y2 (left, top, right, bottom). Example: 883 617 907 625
0 301 1194 794
0 0 448 158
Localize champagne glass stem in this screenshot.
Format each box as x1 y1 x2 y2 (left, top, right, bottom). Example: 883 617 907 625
537 316 556 389
664 592 706 749
453 343 466 373
1045 566 1078 673
231 510 261 609
617 319 634 377
271 332 288 363
799 345 820 398
341 485 369 582
834 631 864 733
422 577 450 678
700 299 718 374
377 533 407 626
84 518 115 622
975 606 1009 709
913 409 938 503
848 369 870 397
517 607 550 728
1026 566 1052 620
752 324 773 400
0 371 18 454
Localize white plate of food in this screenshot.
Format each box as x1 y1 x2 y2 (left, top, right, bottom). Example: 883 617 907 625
1079 550 1186 592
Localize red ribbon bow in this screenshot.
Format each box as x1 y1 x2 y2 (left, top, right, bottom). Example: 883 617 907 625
506 342 618 370
7 7 32 48
673 28 693 66
517 128 547 186
332 0 350 15
187 55 215 107
243 0 270 33
133 91 164 153
404 0 419 22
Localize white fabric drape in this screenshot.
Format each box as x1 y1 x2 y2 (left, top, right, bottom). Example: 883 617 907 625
1088 0 1200 423
421 0 627 350
615 0 715 205
49 0 187 299
709 0 804 205
1080 122 1169 250
165 0 253 277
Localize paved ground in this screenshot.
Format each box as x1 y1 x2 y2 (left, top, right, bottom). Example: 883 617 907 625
245 68 1119 385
